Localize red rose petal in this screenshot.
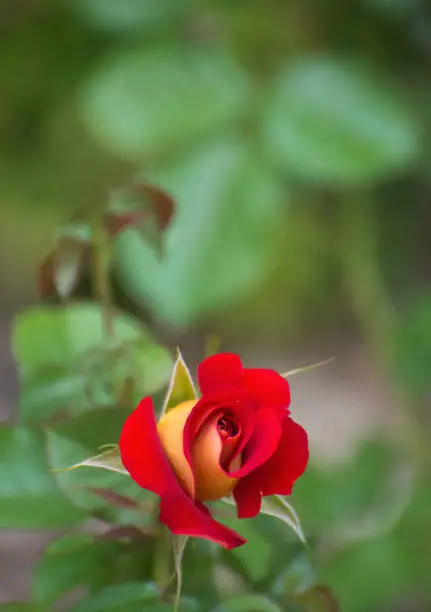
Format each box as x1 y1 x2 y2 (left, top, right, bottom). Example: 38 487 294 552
162 498 245 547
184 388 253 443
229 407 282 479
198 353 244 394
183 391 255 475
119 397 167 496
232 480 262 519
159 495 246 549
119 397 246 549
233 416 309 518
243 368 291 412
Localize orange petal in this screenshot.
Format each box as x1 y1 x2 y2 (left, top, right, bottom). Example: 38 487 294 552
192 417 240 502
157 400 196 498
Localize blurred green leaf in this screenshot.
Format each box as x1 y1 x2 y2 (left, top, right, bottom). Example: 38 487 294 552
0 606 47 611
318 535 410 612
181 539 220 603
57 221 92 243
212 595 283 612
271 554 316 600
220 517 272 584
234 529 272 583
116 139 284 324
262 54 419 185
70 582 159 612
71 0 193 33
364 0 420 16
395 484 431 590
46 532 94 554
161 349 197 416
13 303 172 423
47 427 149 522
292 438 400 533
392 294 431 397
0 426 85 528
177 598 202 612
79 46 250 159
296 586 339 612
33 533 121 605
48 407 126 449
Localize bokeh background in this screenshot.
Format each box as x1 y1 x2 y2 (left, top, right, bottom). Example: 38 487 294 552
1 1 430 611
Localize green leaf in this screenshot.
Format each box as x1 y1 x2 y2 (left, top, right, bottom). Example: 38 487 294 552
71 0 192 33
52 445 127 475
226 520 272 583
221 495 306 544
47 430 149 522
14 303 138 371
57 221 92 243
33 533 120 605
292 437 406 540
0 605 47 611
262 54 419 186
46 532 94 554
0 426 85 528
48 407 126 450
46 410 130 515
13 303 173 423
392 294 431 398
260 496 306 544
176 598 201 612
180 540 219 603
295 586 339 612
79 46 250 159
271 555 316 599
212 595 283 612
116 139 284 324
161 349 197 417
318 535 408 612
70 582 159 612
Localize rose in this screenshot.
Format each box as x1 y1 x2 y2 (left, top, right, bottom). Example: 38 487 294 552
119 353 309 549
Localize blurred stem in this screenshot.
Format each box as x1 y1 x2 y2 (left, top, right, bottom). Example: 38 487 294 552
92 215 114 338
339 195 429 467
172 536 188 612
152 523 172 592
339 193 395 364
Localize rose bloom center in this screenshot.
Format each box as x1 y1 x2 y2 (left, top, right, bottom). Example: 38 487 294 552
157 400 242 502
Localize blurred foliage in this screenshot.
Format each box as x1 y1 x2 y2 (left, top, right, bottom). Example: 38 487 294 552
13 304 172 422
1 0 431 611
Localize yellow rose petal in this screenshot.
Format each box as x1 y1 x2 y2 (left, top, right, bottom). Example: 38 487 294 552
157 400 196 498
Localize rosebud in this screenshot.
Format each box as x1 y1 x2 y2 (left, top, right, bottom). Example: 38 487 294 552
119 353 309 549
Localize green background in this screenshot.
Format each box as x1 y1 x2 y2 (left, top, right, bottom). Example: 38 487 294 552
0 1 430 611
